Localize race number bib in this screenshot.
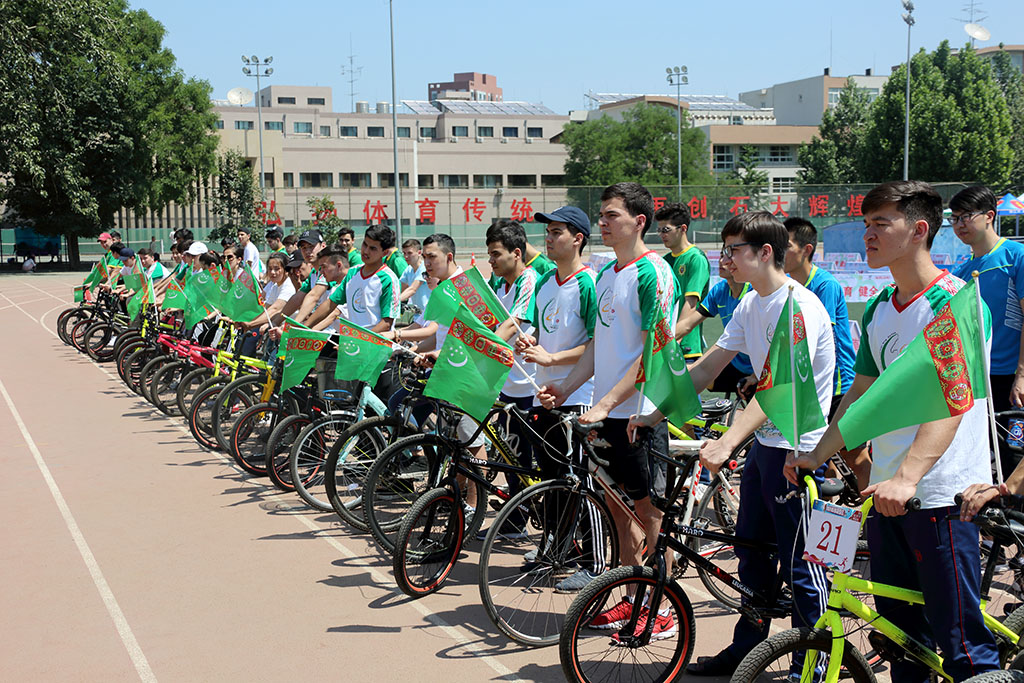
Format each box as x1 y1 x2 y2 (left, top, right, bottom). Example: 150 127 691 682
803 499 861 572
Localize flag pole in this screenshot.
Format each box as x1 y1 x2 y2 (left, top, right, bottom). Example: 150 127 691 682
787 285 800 462
974 271 1004 486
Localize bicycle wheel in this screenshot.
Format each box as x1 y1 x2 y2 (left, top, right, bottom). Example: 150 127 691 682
83 322 118 362
138 354 171 404
57 308 88 345
963 672 1024 683
115 339 144 384
290 411 358 512
266 413 311 491
229 402 283 475
325 415 414 532
112 329 143 359
479 479 619 647
70 318 94 353
393 487 465 598
998 605 1024 666
212 375 264 452
124 346 158 395
559 565 697 683
150 360 187 416
176 366 214 418
729 626 876 683
188 382 227 451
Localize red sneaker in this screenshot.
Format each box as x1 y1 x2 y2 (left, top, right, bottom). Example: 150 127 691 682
588 597 634 630
611 609 677 643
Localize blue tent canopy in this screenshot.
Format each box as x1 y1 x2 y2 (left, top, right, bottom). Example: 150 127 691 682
997 192 1024 216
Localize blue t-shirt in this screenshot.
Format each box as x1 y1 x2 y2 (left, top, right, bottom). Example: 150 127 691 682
953 238 1024 375
699 280 754 375
803 266 855 395
400 262 431 311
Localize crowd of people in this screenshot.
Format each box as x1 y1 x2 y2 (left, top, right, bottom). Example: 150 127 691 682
86 179 1024 681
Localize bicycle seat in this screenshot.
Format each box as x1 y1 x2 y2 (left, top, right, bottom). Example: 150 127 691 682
700 398 734 420
818 477 847 499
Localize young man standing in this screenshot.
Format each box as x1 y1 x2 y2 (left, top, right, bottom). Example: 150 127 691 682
266 228 286 254
237 226 263 276
337 227 363 267
398 238 430 312
656 202 710 361
279 229 329 324
538 183 675 628
635 211 835 676
788 180 998 682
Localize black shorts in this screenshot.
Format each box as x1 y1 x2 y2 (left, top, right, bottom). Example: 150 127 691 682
593 418 668 500
828 393 844 421
711 362 754 398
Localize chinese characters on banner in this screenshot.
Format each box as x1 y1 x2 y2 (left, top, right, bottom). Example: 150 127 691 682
510 198 533 222
258 200 283 226
363 200 389 224
415 197 438 224
462 197 486 222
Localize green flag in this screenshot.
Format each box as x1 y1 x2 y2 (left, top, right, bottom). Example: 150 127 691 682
82 262 103 288
122 260 143 292
334 319 394 384
424 266 509 329
280 325 333 393
838 278 991 449
184 269 219 328
635 309 701 428
216 267 235 315
424 303 514 422
73 285 87 303
127 272 157 321
756 287 825 448
163 278 189 311
229 262 265 322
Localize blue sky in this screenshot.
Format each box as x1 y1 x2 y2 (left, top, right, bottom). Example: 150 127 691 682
133 0 1022 115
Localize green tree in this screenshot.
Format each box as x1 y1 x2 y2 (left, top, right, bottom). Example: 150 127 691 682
209 149 262 246
0 0 218 266
306 196 348 245
859 42 1012 186
990 44 1024 190
797 78 871 185
722 145 769 206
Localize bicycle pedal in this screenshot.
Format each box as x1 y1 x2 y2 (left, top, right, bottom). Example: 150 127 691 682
867 630 906 664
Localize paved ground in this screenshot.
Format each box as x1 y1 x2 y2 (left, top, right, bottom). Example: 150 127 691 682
0 272 754 682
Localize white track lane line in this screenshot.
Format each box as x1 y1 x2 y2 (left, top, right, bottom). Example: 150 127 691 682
0 291 524 681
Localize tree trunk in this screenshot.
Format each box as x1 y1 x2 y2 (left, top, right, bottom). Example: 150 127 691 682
67 235 81 269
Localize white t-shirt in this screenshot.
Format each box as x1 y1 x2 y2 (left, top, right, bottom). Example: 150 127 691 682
496 267 539 398
593 251 677 420
242 242 264 275
716 280 835 451
856 271 992 508
531 266 596 408
329 263 400 331
263 277 296 307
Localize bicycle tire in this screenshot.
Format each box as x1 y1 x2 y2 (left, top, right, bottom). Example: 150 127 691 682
393 487 465 598
187 383 226 451
122 346 155 395
686 461 744 609
998 605 1024 666
176 366 214 418
229 402 282 475
211 374 264 452
138 354 171 404
115 342 145 386
70 318 94 353
112 330 143 359
962 672 1024 683
265 413 311 491
150 360 188 415
729 626 876 683
559 565 697 683
290 411 359 512
479 479 619 647
57 307 86 344
325 414 414 532
83 322 118 362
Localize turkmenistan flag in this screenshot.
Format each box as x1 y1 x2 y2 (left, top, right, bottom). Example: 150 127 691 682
280 326 333 393
424 267 509 329
184 269 219 327
635 308 701 428
82 262 104 288
756 287 825 448
105 264 123 285
216 266 234 315
839 278 991 449
229 262 264 322
424 303 513 422
163 278 189 311
73 285 87 303
122 259 143 292
334 318 394 384
127 273 156 321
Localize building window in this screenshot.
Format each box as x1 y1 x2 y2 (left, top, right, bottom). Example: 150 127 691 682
730 116 744 125
477 126 494 137
367 126 385 138
283 172 294 188
378 173 410 188
263 172 274 188
420 127 436 138
527 126 543 138
293 122 313 134
473 174 502 188
771 176 797 193
827 88 843 108
234 120 254 130
339 172 371 188
417 174 434 188
277 97 296 105
265 121 283 131
299 172 333 188
541 174 565 187
215 120 224 129
339 126 357 137
307 97 326 106
507 174 536 188
451 125 469 137
713 145 734 171
766 145 793 164
502 126 519 138
440 174 468 188
397 126 411 138
319 125 331 137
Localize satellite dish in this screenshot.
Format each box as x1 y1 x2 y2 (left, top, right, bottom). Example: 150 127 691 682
227 87 254 106
964 23 991 42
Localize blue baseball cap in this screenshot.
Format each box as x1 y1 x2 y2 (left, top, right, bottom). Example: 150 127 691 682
534 206 591 237
118 248 136 260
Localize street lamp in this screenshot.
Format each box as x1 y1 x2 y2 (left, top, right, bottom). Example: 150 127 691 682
666 66 689 201
388 0 403 244
901 1 914 181
242 55 274 197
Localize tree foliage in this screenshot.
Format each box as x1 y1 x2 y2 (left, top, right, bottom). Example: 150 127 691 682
797 79 871 185
990 44 1024 190
0 0 218 262
723 145 770 202
209 150 261 246
306 196 347 245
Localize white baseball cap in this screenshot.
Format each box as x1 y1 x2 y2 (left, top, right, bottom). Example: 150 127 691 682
186 242 209 256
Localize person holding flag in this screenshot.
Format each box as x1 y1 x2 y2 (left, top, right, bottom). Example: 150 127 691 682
279 230 334 325
787 180 999 682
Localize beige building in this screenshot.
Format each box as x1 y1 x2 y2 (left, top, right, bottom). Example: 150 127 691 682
739 69 889 126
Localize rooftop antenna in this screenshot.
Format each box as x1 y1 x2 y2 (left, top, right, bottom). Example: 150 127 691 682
339 35 363 112
954 1 989 46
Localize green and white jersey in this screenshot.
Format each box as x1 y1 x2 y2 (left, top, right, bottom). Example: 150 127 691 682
347 247 363 267
496 266 539 398
329 263 400 330
663 245 710 359
525 252 556 278
299 268 325 293
530 266 596 407
855 271 991 506
594 251 677 419
384 250 408 279
145 262 167 281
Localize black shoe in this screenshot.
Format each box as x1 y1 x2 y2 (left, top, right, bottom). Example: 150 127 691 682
686 651 739 676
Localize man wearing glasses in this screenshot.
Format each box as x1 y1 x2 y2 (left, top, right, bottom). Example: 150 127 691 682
950 186 1024 415
656 203 710 361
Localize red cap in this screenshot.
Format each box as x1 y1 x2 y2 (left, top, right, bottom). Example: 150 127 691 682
98 232 112 241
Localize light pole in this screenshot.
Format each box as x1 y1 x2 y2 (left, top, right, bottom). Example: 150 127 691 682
901 1 914 181
388 0 402 244
242 55 273 198
666 66 688 201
